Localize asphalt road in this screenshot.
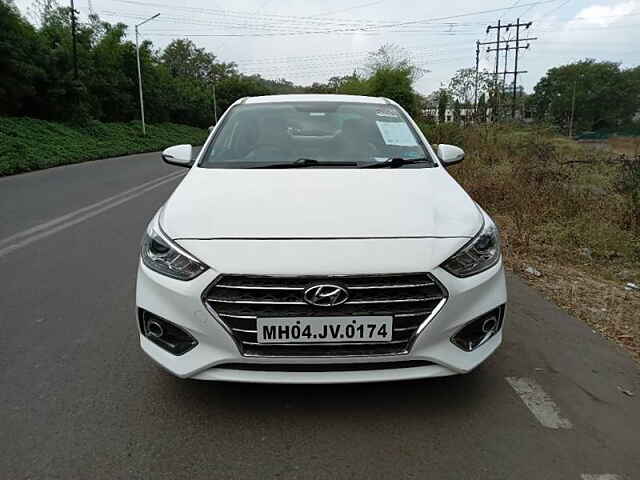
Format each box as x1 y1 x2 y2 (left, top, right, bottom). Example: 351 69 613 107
1 153 638 480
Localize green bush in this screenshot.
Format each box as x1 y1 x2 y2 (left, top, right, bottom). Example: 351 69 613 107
0 117 207 176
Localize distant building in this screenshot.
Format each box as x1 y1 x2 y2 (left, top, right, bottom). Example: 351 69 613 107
423 106 492 124
423 105 533 124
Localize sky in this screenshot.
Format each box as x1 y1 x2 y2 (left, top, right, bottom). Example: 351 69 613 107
15 0 640 95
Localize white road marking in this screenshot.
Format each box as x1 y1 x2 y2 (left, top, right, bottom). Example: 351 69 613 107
0 171 184 258
581 475 623 480
505 376 573 429
0 171 182 248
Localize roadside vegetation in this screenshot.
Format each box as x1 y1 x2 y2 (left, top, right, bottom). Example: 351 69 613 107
0 2 423 128
0 117 206 175
1 2 423 175
425 123 640 361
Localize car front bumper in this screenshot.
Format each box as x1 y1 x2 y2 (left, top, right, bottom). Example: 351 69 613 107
135 255 507 384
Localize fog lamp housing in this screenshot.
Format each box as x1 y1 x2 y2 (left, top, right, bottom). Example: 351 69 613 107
138 309 198 355
451 305 505 352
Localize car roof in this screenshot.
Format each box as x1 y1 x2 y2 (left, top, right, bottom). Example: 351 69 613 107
243 94 388 105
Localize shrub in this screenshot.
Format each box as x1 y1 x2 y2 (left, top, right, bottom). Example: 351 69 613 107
0 117 207 176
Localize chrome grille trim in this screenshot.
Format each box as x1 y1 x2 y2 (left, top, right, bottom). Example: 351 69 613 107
209 299 306 305
231 327 258 334
208 297 441 306
202 273 448 358
393 326 416 332
216 285 304 291
395 311 432 318
348 282 434 290
218 313 257 320
347 296 442 304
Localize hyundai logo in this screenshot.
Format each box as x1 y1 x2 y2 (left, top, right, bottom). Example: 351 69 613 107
303 284 349 307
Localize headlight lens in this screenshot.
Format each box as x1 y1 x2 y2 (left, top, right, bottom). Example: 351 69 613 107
141 217 207 280
441 213 501 277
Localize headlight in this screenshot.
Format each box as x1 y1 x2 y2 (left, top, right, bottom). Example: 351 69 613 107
441 212 501 277
141 215 207 280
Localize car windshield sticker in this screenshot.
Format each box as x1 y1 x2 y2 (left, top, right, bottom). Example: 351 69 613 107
375 121 418 146
375 107 400 118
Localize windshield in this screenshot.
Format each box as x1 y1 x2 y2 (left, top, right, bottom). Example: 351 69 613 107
199 101 436 168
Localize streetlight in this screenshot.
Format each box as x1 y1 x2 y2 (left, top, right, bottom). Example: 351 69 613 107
135 13 160 136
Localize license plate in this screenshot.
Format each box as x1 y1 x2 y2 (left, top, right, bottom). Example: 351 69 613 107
256 316 393 344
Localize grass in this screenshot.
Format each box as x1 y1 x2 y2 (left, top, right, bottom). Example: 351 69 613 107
0 117 208 176
421 122 640 362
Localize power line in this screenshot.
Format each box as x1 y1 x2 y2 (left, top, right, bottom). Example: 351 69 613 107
96 1 640 40
100 8 482 35
533 0 571 21
103 10 481 37
308 0 388 18
102 0 561 36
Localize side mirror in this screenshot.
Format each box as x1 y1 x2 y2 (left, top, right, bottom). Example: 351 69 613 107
161 144 193 167
437 144 465 166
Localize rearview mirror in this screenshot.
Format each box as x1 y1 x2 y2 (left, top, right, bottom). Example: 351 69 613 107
162 144 193 167
436 144 465 166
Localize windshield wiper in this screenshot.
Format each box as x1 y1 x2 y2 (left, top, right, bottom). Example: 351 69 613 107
252 158 359 169
359 157 432 169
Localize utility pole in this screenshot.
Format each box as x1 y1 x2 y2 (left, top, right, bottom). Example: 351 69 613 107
486 20 501 122
568 75 579 138
512 18 532 119
503 41 509 99
473 40 480 118
70 0 78 80
135 13 160 136
487 19 535 121
475 34 537 122
487 41 532 118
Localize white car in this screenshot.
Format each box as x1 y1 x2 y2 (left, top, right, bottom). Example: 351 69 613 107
136 94 506 384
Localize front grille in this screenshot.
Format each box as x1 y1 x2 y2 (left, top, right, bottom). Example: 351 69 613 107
202 273 447 357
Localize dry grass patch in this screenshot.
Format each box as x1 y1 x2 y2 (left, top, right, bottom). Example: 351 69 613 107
422 123 640 363
608 137 640 156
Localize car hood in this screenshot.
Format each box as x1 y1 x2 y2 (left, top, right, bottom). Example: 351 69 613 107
161 167 482 239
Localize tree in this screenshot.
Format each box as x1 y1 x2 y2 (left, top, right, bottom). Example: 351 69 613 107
448 68 475 106
438 89 448 123
365 44 424 82
477 93 487 123
368 67 417 115
162 39 215 80
448 68 491 107
531 59 640 132
0 3 434 129
0 1 46 116
453 100 461 123
364 44 423 115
